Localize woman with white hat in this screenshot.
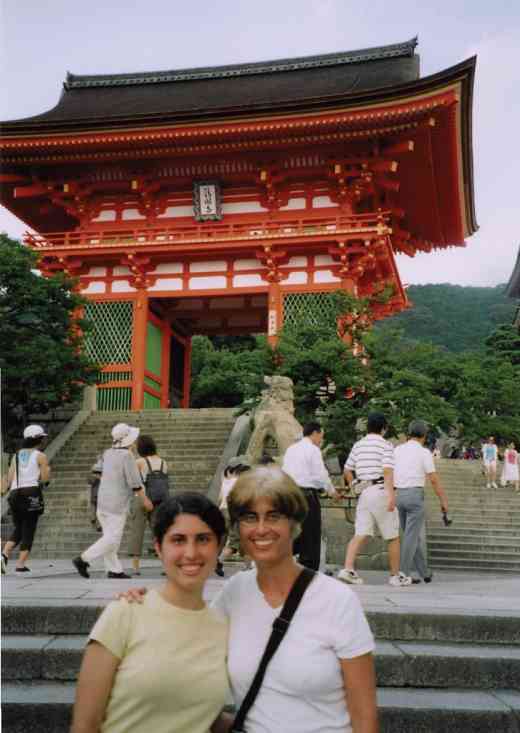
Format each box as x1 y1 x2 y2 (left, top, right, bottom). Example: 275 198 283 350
1 425 50 574
73 423 153 580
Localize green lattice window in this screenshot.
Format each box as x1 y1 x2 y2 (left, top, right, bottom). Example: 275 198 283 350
283 292 338 328
84 301 133 364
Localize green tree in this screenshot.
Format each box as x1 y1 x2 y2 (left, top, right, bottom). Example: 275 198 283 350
0 234 98 451
485 323 520 366
190 335 273 408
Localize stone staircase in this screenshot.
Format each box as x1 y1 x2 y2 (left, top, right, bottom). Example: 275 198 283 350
426 459 520 573
2 598 519 732
11 409 236 559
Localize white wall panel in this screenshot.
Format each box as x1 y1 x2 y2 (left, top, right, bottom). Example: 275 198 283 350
189 261 227 273
148 278 183 292
189 276 227 290
233 274 264 287
82 282 106 294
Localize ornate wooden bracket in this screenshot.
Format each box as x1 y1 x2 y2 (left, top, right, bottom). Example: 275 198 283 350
120 253 158 289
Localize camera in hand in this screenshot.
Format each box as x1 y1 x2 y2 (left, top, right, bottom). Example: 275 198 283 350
441 510 452 526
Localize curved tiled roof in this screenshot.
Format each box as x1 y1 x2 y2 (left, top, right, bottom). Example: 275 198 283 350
1 38 420 132
64 37 418 88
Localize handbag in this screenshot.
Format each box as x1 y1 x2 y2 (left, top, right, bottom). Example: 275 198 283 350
231 567 316 733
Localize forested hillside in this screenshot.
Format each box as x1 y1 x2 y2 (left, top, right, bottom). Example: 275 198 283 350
377 284 515 352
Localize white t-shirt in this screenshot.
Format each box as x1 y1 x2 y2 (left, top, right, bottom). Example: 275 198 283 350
393 440 435 488
211 570 375 733
9 449 43 489
344 434 394 481
282 437 334 494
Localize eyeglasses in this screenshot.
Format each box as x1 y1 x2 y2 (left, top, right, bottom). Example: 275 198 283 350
238 511 287 526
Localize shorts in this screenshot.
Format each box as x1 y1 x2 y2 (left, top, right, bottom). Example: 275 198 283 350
354 484 399 540
483 460 497 470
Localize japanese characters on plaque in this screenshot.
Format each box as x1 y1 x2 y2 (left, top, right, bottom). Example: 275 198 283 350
193 180 222 221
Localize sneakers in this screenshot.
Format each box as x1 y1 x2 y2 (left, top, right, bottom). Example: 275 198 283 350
491 482 498 489
389 572 412 587
72 556 90 579
486 483 491 489
337 568 364 585
107 571 131 579
1 554 7 574
15 566 31 573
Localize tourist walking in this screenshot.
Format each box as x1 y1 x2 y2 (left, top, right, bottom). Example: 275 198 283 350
482 436 498 489
501 442 519 492
337 412 410 587
71 493 230 733
394 420 449 583
120 466 378 732
129 434 169 576
282 421 340 571
1 425 50 574
72 423 153 580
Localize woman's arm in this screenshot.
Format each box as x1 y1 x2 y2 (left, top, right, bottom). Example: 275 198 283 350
1 457 15 494
71 641 120 733
341 652 379 733
37 452 50 483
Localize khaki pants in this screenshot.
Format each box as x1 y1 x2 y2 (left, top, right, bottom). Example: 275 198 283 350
128 497 155 557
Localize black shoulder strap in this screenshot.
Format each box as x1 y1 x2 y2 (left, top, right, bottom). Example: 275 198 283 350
15 452 20 489
232 568 315 732
159 459 165 474
144 457 153 474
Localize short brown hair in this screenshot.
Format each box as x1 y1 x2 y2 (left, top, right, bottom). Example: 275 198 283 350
227 466 308 525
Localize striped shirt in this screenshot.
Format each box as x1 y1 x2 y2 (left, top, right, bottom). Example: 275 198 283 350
344 434 394 481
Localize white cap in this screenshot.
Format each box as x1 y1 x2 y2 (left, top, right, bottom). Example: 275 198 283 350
23 424 47 439
111 423 140 448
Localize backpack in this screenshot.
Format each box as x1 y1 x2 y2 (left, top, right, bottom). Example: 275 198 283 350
144 458 170 505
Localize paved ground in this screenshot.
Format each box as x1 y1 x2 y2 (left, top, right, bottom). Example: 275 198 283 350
2 559 519 616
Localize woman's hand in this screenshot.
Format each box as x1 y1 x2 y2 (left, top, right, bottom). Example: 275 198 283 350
116 587 148 604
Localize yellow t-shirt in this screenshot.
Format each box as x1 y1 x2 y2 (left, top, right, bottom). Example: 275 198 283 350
89 589 229 733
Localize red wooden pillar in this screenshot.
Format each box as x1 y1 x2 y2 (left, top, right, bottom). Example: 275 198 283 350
182 336 192 409
267 280 283 347
160 322 172 408
131 289 148 410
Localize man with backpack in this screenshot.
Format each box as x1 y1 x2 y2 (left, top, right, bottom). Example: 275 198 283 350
130 434 170 575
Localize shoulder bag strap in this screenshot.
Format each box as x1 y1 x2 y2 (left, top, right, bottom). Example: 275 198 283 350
15 452 20 489
144 457 153 475
232 568 316 732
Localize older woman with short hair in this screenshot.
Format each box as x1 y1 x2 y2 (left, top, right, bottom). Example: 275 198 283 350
213 465 378 733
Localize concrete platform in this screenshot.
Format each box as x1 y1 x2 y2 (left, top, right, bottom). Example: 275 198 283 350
2 559 519 615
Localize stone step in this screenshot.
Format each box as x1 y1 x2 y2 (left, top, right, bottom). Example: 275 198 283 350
428 538 520 551
4 635 520 689
429 556 520 571
4 603 518 644
2 683 519 733
427 527 520 539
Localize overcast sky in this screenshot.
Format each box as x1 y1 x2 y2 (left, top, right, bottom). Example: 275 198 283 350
1 0 519 287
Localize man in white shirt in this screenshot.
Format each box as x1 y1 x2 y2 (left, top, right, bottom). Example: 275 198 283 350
481 436 498 489
394 420 449 583
282 422 340 570
338 412 410 587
